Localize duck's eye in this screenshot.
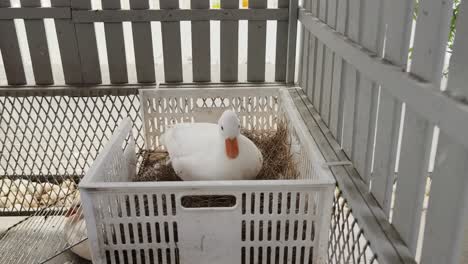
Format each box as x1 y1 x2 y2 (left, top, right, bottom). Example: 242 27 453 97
221 126 224 130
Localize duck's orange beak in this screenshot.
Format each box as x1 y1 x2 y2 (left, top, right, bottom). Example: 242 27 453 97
225 138 239 159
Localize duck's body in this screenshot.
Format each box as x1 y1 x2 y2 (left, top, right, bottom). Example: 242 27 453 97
161 111 263 181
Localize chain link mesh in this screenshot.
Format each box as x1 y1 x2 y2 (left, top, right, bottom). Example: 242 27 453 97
0 89 378 263
328 190 378 264
0 89 144 215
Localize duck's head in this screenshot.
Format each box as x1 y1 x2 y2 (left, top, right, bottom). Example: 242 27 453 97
218 110 241 159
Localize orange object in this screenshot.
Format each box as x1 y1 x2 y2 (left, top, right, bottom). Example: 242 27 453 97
242 0 249 8
225 138 239 159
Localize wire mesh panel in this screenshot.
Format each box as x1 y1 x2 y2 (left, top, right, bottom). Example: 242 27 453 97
0 89 144 215
328 190 377 264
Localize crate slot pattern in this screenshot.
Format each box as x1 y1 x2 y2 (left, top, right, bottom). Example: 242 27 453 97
80 88 335 264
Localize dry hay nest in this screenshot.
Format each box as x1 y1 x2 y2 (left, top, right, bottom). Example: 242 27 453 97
133 121 299 210
135 120 298 183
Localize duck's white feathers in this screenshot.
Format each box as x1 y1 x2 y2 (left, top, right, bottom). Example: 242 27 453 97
161 123 263 181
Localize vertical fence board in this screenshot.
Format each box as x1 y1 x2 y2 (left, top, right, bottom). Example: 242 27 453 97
300 0 312 97
370 0 414 214
72 0 102 84
220 0 238 82
328 0 347 142
392 0 453 255
285 0 298 83
247 0 267 82
160 0 183 82
0 1 26 85
130 0 156 83
191 0 211 82
274 0 289 81
420 1 468 262
319 0 336 125
306 0 318 101
312 0 327 111
102 0 128 83
341 0 360 157
421 134 468 264
298 22 307 88
313 39 324 109
351 0 381 181
298 22 308 88
52 0 83 84
20 0 53 85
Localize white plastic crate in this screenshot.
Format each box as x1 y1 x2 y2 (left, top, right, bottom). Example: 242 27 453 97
80 87 335 264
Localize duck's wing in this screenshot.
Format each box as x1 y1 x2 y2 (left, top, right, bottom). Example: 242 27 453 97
161 123 219 158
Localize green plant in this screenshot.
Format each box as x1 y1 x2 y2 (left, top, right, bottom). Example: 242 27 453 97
448 0 461 53
412 0 461 76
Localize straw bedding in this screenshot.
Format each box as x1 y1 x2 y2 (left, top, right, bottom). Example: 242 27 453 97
134 121 298 183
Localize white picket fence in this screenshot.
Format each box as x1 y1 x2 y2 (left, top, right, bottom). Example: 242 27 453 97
298 0 468 263
0 0 296 85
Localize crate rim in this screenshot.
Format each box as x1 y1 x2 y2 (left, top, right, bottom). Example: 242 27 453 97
80 87 336 188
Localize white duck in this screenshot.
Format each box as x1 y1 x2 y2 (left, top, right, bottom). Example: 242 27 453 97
63 201 92 261
161 110 263 180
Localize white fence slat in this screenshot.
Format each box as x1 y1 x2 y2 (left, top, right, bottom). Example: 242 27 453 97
274 0 288 81
298 24 307 88
20 0 53 85
341 63 357 156
130 0 156 83
328 0 347 142
351 0 381 181
191 0 210 82
370 0 413 214
392 0 452 255
392 107 432 253
247 0 267 82
313 40 324 110
51 0 82 84
371 91 401 213
306 38 315 101
341 0 360 157
320 46 332 125
306 0 318 101
72 0 102 84
160 0 183 82
312 0 326 110
300 0 311 96
220 0 238 82
0 1 26 85
319 0 336 125
420 1 468 262
421 133 468 264
285 0 298 83
352 78 377 179
102 0 128 84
